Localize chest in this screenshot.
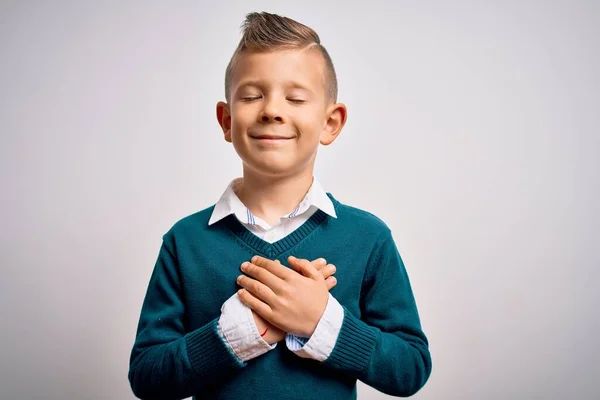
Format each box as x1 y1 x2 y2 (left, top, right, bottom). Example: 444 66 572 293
177 236 372 330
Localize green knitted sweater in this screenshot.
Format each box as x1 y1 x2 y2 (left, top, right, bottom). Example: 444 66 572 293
129 194 431 399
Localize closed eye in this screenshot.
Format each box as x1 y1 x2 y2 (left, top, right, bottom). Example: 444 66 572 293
287 99 306 104
241 96 261 102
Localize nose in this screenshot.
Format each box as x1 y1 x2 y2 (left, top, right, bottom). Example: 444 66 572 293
258 97 284 123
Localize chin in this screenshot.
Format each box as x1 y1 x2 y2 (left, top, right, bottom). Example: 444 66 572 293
245 158 298 177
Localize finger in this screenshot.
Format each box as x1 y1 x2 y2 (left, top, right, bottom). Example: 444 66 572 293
310 258 327 271
320 264 336 279
251 256 293 280
288 256 303 273
290 256 326 273
237 275 277 305
325 276 337 291
237 289 273 319
288 255 320 280
241 261 283 291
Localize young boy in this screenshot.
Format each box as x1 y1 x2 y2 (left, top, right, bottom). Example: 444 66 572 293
129 12 431 399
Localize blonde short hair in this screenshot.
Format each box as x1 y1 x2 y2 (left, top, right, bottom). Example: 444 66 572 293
224 12 338 103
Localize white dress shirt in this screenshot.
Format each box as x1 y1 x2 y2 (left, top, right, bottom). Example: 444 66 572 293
210 177 345 362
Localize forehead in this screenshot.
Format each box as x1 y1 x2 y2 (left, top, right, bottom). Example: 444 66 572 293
231 49 326 93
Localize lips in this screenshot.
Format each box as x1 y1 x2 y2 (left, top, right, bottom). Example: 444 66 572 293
250 134 293 140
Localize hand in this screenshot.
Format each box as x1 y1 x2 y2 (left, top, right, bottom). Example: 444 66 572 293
238 255 330 338
251 257 337 343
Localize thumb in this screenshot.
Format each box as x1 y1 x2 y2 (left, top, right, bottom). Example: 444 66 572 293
288 255 320 280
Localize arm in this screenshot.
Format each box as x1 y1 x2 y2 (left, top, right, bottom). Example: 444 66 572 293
128 236 245 400
321 233 432 397
285 293 344 360
217 293 277 362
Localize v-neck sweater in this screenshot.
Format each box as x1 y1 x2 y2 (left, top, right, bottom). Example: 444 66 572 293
128 194 432 399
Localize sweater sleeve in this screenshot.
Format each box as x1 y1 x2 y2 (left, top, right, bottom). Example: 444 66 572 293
322 232 432 397
128 235 245 400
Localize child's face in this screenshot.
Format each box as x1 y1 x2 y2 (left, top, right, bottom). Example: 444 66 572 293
217 48 346 178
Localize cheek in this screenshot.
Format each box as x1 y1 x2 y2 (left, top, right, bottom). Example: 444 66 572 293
230 106 255 128
295 108 325 132
299 120 326 140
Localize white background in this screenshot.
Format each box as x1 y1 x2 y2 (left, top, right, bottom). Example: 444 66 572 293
1 1 599 399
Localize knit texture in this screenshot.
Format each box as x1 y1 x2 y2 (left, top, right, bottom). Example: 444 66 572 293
128 194 432 399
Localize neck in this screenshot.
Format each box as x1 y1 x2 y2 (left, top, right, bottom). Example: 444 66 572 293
236 167 314 226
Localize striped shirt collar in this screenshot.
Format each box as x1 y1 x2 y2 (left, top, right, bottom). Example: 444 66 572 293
208 177 337 227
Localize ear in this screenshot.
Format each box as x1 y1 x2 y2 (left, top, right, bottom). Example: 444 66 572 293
320 103 347 146
216 101 232 143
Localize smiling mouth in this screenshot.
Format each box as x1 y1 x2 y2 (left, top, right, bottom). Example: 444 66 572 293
250 135 294 140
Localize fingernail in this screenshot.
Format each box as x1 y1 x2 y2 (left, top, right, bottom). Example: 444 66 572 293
289 255 297 260
241 262 248 271
237 275 243 283
319 258 326 265
251 255 258 263
331 265 336 273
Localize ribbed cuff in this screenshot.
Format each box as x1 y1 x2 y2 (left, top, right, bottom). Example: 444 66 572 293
322 307 377 375
186 318 245 375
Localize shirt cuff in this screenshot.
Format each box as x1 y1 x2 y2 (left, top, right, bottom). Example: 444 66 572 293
217 292 276 362
285 293 344 361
